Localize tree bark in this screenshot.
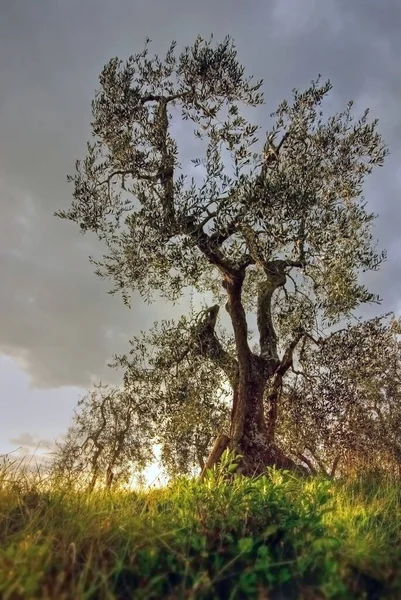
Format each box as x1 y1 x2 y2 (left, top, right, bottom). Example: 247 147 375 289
228 366 304 476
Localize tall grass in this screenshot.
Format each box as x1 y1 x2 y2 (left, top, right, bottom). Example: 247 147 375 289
0 451 400 599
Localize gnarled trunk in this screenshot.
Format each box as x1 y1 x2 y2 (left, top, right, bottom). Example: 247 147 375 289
229 363 302 476
202 368 303 477
200 268 304 478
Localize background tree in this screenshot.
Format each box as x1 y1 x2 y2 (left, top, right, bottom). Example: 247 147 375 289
113 312 231 477
278 314 401 477
53 313 231 483
56 35 388 475
52 384 153 490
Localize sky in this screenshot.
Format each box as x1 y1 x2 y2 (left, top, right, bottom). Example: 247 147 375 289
0 0 400 468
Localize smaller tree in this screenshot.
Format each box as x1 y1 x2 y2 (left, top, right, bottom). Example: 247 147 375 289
53 310 232 484
52 384 153 490
113 310 232 477
278 314 401 477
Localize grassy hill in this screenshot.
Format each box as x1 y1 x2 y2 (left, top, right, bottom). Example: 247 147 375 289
0 454 400 599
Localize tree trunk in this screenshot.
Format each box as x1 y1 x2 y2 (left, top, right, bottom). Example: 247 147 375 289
202 302 302 475
229 365 303 476
201 371 304 478
198 269 305 479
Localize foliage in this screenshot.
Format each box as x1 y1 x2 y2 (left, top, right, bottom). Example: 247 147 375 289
56 311 401 482
53 313 231 479
111 303 232 477
1 455 401 598
56 35 387 323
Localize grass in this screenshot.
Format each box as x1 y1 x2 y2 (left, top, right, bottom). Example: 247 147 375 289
0 452 400 599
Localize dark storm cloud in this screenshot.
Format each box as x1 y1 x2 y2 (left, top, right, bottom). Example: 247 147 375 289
0 0 400 388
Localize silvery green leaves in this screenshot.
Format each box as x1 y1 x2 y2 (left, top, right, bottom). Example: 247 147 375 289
52 383 154 489
57 38 386 329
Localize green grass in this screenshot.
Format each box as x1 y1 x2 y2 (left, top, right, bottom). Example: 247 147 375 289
0 453 400 599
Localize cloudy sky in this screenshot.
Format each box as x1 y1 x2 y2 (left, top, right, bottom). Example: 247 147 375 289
0 0 400 462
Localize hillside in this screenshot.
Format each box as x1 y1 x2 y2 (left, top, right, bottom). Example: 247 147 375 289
0 454 400 599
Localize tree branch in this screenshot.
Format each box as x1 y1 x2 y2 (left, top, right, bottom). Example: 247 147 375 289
140 92 189 105
192 304 239 385
306 446 329 477
257 260 302 360
209 210 245 247
97 169 158 188
257 281 279 362
223 272 251 362
296 452 317 475
258 131 290 174
184 221 238 275
265 330 304 440
329 454 341 478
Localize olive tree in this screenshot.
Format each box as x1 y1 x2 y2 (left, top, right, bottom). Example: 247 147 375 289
54 315 231 482
52 384 153 490
114 313 231 477
279 315 401 477
56 36 387 475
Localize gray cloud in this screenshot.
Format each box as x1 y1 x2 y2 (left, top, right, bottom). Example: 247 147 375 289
0 0 400 390
4 432 58 472
9 432 56 450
